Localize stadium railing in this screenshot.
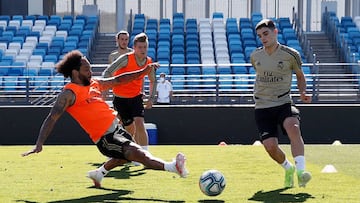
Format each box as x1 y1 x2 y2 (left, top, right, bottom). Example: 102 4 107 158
1 62 360 106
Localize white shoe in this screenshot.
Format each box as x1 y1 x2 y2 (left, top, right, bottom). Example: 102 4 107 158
87 169 103 188
175 152 188 178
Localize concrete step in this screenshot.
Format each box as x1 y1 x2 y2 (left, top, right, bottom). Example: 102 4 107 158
90 33 118 64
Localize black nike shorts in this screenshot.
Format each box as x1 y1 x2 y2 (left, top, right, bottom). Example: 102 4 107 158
254 103 300 141
96 125 134 160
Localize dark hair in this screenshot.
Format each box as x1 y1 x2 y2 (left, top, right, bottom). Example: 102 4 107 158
255 19 276 31
56 50 83 78
133 32 148 46
116 30 129 39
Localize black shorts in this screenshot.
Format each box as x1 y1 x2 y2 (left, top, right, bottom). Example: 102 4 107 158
96 126 134 160
254 103 300 141
113 94 144 126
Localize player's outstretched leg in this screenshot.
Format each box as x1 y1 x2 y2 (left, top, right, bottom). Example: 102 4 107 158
87 158 128 188
125 143 189 178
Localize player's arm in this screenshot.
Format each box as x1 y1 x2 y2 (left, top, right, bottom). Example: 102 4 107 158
169 82 173 97
147 66 157 102
22 90 75 156
102 54 129 78
294 67 311 103
99 63 160 91
108 52 114 64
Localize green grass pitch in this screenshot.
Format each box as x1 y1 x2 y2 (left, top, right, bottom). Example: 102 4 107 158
0 145 359 202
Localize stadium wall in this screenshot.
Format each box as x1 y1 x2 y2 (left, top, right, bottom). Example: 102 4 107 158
0 105 359 145
0 0 28 15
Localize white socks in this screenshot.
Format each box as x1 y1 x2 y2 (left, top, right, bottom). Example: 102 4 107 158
281 156 305 171
99 165 109 176
164 161 177 173
281 158 293 170
294 155 305 171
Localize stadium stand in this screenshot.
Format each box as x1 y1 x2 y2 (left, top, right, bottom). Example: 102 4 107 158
1 9 360 105
0 14 98 104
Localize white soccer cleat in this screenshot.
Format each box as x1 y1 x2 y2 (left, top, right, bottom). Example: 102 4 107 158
87 169 104 188
175 152 189 178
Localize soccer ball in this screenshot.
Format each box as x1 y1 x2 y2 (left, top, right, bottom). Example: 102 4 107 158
199 169 226 196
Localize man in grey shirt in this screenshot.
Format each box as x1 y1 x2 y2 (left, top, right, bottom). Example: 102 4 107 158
250 19 312 188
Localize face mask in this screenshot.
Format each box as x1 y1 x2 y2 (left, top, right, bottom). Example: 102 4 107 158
159 77 165 82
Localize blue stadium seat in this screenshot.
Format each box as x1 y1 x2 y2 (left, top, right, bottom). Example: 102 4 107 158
172 54 185 64
157 49 170 61
171 67 186 75
34 76 49 90
0 64 10 76
171 75 185 90
44 54 58 62
2 55 14 64
213 12 224 19
218 66 232 74
0 15 11 23
3 76 18 91
23 67 38 76
157 60 170 74
38 68 53 76
49 75 65 90
187 66 201 75
25 15 36 22
219 75 234 89
147 47 156 60
234 75 249 89
186 54 200 63
156 66 170 75
172 46 185 54
202 66 217 75
8 62 25 76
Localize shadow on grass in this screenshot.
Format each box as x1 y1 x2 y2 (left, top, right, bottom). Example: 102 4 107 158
248 187 315 202
88 163 147 179
108 164 147 179
198 200 225 203
16 187 184 203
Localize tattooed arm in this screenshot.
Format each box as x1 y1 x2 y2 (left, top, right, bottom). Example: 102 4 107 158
22 90 75 156
102 54 129 78
99 63 160 91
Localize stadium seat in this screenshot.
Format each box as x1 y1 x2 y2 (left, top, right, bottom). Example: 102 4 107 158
171 75 185 90
49 75 65 90
33 76 49 90
0 61 10 76
171 67 186 75
3 76 18 91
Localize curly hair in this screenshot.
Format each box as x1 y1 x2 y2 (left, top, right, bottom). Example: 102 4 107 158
55 50 83 78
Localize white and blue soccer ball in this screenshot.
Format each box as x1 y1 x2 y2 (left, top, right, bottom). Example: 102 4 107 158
199 169 226 196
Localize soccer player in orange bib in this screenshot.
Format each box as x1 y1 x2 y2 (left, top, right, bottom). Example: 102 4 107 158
22 50 188 188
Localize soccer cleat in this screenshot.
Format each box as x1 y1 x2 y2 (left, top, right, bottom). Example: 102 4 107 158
284 165 295 188
87 169 104 188
298 170 312 187
175 152 188 178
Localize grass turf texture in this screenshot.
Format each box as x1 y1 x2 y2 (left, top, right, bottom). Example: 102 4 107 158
1 145 359 203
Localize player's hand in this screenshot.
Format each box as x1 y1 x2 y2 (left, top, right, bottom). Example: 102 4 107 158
300 92 312 103
21 145 42 157
147 63 160 72
145 99 153 109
